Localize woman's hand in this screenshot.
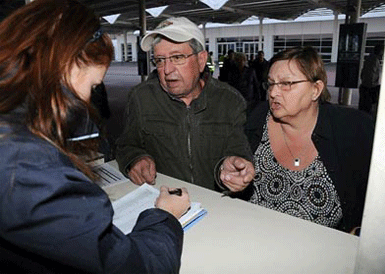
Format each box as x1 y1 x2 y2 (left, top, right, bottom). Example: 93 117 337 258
155 186 191 219
220 156 255 192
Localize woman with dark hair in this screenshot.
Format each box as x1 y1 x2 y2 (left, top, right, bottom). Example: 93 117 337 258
0 0 190 273
220 46 374 234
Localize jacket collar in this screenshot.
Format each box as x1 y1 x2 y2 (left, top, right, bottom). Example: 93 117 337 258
312 103 333 141
160 70 210 114
67 108 99 142
61 85 100 142
3 98 99 142
189 73 210 114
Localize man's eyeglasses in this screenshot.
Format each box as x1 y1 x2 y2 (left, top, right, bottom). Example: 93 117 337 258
152 53 195 68
262 80 310 92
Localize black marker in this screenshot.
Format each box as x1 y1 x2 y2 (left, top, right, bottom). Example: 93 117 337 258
168 188 182 196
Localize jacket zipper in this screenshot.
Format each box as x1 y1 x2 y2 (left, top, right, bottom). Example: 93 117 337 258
186 106 194 184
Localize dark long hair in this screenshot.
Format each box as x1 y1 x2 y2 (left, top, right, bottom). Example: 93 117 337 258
269 46 330 102
0 0 114 177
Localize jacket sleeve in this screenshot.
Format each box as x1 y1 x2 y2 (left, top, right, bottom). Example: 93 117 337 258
1 142 183 274
115 88 153 176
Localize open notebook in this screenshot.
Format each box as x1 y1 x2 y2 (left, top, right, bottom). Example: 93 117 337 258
111 183 207 233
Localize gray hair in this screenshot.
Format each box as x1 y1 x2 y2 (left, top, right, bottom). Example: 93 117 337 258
152 35 204 54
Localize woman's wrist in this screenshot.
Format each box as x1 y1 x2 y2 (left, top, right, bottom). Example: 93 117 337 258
214 157 229 191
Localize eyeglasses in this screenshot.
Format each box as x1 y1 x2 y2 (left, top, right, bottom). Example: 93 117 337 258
262 80 310 92
152 53 195 68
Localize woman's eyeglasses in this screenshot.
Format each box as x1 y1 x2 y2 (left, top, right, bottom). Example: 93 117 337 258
262 80 310 91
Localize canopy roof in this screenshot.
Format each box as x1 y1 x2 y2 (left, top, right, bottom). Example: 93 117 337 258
2 0 384 33
81 0 385 33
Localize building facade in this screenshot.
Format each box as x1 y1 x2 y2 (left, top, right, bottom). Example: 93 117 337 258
111 9 385 64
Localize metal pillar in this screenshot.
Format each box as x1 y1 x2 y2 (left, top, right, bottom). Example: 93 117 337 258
354 49 385 273
139 0 149 82
339 0 362 105
331 11 339 63
123 30 128 62
203 23 206 47
259 17 264 51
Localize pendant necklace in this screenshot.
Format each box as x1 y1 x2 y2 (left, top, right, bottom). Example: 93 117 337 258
281 124 301 167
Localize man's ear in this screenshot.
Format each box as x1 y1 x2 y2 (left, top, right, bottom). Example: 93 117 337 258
198 51 208 73
312 80 324 101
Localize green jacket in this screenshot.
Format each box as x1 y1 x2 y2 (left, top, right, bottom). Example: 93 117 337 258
116 74 252 190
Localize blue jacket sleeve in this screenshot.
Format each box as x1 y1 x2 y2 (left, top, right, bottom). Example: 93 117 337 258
0 138 183 273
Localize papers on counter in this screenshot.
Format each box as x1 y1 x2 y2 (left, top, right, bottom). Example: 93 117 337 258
111 184 207 233
92 161 129 188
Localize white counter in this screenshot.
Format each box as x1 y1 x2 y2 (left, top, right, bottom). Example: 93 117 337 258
105 160 358 274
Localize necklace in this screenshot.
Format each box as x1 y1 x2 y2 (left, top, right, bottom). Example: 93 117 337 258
280 124 301 167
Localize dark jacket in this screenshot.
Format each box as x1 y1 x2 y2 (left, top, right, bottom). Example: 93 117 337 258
228 66 260 103
91 82 111 120
116 74 253 190
219 57 236 82
0 113 183 273
252 58 269 83
244 101 374 233
252 58 269 101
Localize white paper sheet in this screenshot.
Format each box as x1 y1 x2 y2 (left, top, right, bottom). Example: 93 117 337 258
92 162 128 187
112 184 159 234
111 184 206 234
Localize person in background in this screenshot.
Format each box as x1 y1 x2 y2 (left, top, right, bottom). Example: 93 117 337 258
207 51 215 75
248 54 255 67
91 82 111 120
359 44 384 119
219 49 236 83
252 50 270 101
228 52 260 116
0 1 190 273
91 82 113 160
220 46 374 234
116 17 254 192
218 50 226 79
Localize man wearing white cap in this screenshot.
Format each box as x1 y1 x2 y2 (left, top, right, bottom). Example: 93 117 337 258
116 17 254 192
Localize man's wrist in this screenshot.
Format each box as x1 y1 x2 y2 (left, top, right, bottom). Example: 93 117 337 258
126 155 154 174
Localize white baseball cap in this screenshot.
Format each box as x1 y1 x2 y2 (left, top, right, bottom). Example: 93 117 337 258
140 17 205 52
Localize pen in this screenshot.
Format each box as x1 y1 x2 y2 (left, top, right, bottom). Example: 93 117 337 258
221 190 233 197
169 188 182 196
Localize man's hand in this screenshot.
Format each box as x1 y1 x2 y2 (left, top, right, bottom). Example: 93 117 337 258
219 156 255 192
128 156 156 185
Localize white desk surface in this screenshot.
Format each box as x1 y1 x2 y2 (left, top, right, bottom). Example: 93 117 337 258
105 161 358 274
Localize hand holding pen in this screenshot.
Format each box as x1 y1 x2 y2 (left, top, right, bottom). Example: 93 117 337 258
155 186 190 219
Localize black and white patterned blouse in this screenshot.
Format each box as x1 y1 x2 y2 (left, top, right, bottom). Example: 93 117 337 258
250 113 343 228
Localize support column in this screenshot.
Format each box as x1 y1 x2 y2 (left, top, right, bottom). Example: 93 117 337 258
264 32 274 60
139 0 149 82
331 11 339 63
354 49 385 274
259 17 264 51
123 30 128 62
339 0 362 105
203 23 207 50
